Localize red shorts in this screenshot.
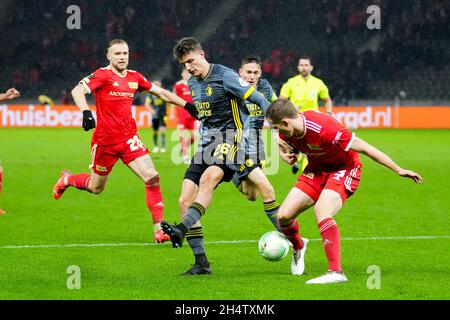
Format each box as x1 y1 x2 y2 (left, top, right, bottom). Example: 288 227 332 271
90 134 149 175
295 166 362 204
177 108 196 130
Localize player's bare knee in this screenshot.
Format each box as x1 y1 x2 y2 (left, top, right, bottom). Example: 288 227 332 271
178 196 191 215
199 174 219 192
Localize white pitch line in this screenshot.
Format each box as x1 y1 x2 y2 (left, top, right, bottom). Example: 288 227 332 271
0 235 449 250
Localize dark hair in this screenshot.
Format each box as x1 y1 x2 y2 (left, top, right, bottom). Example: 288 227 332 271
173 37 203 60
241 55 262 67
266 98 298 124
298 55 313 65
107 39 128 52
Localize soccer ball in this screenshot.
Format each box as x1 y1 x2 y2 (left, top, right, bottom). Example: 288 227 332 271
258 231 290 262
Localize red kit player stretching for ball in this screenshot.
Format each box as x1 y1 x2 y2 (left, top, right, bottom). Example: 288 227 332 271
173 68 198 164
266 98 422 284
53 39 197 243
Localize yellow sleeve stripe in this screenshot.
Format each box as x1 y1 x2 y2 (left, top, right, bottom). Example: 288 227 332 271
231 99 243 143
242 86 255 100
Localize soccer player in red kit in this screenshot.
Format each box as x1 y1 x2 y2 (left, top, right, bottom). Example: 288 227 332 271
0 87 20 215
266 99 422 284
52 39 197 243
173 68 197 163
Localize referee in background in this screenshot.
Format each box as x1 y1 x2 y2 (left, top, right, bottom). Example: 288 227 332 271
280 56 333 174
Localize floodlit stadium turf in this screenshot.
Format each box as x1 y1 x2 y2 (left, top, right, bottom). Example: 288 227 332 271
0 128 449 299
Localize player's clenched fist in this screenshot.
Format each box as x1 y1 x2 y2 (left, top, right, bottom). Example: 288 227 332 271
4 88 20 100
82 110 96 131
0 87 20 102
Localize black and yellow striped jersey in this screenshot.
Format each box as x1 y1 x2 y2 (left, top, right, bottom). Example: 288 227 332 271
188 63 270 150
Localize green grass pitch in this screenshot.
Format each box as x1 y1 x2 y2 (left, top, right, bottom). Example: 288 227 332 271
0 128 449 300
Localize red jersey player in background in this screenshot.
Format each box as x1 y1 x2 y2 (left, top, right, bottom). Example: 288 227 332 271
266 98 422 284
0 87 21 215
52 39 197 243
173 68 198 164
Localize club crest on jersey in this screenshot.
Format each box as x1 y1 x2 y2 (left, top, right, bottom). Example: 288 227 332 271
307 144 322 150
128 82 138 89
206 85 213 96
246 159 254 167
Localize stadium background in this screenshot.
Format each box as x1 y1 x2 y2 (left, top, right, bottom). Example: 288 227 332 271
0 0 449 301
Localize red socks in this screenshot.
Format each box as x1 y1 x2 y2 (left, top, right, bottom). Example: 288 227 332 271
318 218 342 273
67 173 91 190
280 219 304 251
145 175 164 224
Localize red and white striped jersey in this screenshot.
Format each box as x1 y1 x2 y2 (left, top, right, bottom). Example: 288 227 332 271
280 110 362 172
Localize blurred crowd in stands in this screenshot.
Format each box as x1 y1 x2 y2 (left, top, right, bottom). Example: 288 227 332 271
0 0 448 103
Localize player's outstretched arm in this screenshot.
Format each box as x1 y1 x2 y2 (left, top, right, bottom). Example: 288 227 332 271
149 85 198 119
350 137 423 184
71 84 96 131
0 88 20 102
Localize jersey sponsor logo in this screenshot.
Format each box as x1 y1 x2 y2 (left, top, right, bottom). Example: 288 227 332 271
113 81 119 87
246 103 263 116
307 144 322 150
206 84 213 97
196 102 211 117
304 151 327 157
128 82 138 89
96 165 108 172
109 91 134 98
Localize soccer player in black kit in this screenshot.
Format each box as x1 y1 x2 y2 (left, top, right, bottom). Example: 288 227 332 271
162 37 272 275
